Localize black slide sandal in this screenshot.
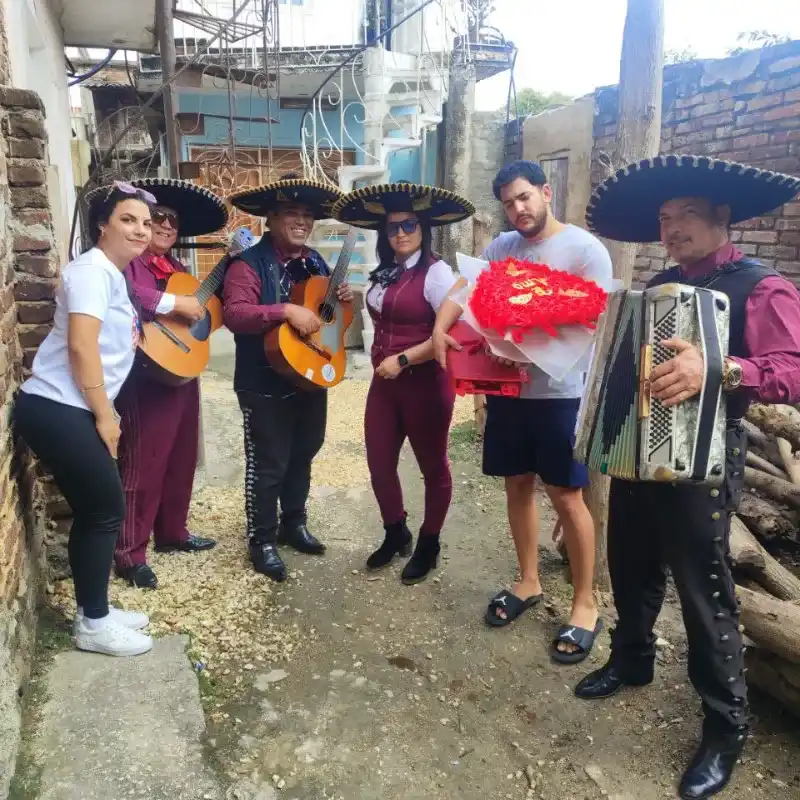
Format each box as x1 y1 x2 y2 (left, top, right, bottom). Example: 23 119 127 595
485 589 543 627
551 619 604 664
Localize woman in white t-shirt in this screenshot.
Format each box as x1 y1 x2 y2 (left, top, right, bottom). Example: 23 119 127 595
15 182 156 658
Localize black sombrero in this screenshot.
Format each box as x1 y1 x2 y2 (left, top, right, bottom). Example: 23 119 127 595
586 155 800 243
332 182 475 230
228 178 343 219
84 178 229 238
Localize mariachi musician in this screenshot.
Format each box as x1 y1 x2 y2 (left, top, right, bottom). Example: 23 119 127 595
221 173 352 582
332 182 473 583
91 178 229 589
574 155 800 800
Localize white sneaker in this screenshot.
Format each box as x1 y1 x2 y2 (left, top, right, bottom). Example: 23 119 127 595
75 619 153 657
73 605 149 636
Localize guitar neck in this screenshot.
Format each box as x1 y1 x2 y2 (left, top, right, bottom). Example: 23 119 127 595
323 228 358 305
195 256 230 305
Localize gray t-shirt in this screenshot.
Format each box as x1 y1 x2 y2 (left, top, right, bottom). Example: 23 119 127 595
482 224 613 399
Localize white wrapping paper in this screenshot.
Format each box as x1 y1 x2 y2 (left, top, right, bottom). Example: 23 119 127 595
455 252 621 381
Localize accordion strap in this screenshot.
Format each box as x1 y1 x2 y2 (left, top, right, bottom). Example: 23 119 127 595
693 288 724 481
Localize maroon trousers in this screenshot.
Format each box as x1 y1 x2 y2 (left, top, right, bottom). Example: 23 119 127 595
115 374 199 569
365 361 455 534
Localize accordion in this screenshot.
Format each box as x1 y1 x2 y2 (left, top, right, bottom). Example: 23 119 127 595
574 283 729 485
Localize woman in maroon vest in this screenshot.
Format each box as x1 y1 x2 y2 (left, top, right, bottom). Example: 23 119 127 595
333 183 474 583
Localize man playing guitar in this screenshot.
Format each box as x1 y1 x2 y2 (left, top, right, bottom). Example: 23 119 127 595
222 173 352 581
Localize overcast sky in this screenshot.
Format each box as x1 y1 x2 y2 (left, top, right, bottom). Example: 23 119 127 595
475 0 800 110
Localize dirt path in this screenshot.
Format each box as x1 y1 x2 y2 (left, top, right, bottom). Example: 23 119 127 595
48 367 800 799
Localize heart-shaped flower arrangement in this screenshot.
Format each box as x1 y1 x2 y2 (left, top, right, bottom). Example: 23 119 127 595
468 258 609 341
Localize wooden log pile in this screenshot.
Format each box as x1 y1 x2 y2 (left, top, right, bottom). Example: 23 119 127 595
731 404 800 716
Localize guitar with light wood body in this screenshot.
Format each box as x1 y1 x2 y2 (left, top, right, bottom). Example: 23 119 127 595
137 257 228 386
265 227 358 391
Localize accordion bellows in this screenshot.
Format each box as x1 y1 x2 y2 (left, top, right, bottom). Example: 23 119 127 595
574 283 729 485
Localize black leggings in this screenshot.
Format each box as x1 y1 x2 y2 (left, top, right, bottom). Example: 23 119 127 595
14 392 125 618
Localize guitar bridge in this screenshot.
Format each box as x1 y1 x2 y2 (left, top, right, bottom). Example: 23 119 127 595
301 336 332 361
153 320 191 353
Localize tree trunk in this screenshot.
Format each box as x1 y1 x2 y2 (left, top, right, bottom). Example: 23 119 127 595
737 585 800 665
777 438 800 486
737 491 798 540
746 404 800 450
742 418 783 468
746 451 788 480
586 0 665 590
745 648 800 719
730 517 800 601
744 467 800 512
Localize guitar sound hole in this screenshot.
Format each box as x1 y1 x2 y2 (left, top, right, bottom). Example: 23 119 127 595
189 310 212 342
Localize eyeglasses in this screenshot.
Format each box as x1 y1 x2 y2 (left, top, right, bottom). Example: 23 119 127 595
106 180 157 206
387 219 420 238
152 209 180 228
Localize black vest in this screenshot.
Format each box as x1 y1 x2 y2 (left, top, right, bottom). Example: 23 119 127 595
232 235 330 395
646 258 778 419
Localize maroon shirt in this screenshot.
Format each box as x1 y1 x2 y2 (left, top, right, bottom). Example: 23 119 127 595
222 240 312 335
679 242 800 404
125 251 186 322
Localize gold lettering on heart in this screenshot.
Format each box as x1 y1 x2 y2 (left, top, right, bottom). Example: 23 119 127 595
509 292 533 305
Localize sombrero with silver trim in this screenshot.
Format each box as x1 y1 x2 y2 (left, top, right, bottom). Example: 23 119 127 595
228 177 343 219
84 178 229 238
586 155 800 243
332 182 475 230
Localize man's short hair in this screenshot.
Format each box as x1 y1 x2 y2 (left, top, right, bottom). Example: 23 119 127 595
492 160 547 200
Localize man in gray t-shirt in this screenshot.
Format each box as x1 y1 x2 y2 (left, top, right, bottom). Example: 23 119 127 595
433 160 612 664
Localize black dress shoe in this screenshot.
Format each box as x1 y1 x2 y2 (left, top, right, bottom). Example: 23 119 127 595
679 725 748 799
155 534 217 554
250 542 287 582
574 660 653 700
117 564 158 589
278 523 326 555
366 518 413 570
400 534 440 585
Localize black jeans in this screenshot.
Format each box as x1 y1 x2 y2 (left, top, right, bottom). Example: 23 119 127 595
237 389 327 543
14 392 125 618
607 424 748 731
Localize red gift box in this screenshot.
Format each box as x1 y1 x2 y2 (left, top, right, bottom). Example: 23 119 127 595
445 320 528 397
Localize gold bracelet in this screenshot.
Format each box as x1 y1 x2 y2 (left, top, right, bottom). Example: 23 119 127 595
81 382 105 393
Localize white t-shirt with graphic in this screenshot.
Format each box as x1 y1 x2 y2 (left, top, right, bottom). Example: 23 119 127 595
21 247 139 411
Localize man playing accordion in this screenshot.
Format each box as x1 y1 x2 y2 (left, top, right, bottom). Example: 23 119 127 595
574 155 800 800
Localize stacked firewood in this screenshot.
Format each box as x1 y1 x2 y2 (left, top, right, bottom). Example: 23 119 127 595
730 404 800 717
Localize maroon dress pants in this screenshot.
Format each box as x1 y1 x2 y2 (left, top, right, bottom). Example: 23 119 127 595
365 361 455 534
115 375 199 569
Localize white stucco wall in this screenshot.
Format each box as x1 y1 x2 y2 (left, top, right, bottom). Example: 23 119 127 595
3 0 75 259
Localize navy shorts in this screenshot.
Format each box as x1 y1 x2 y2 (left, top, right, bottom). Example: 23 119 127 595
482 396 589 488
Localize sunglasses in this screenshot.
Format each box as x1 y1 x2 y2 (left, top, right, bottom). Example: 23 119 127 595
106 180 158 205
152 209 180 228
387 219 420 238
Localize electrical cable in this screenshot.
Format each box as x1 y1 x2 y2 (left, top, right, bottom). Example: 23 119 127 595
68 0 256 257
67 49 118 87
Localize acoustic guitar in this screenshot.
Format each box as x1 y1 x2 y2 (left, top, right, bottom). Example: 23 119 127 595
265 227 357 391
137 255 229 386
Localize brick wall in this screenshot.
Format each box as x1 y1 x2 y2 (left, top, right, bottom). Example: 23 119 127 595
0 84 58 796
591 41 800 286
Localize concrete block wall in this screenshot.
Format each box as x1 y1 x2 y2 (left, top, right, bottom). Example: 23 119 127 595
592 40 800 287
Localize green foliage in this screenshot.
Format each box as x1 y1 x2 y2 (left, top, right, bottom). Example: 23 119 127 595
508 87 574 119
664 46 698 65
728 30 791 56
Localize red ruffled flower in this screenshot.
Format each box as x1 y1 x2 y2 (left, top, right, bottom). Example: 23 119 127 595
468 258 608 342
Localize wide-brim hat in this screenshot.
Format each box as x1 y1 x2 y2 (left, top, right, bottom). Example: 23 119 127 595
586 155 800 243
228 178 343 219
84 178 229 238
332 182 475 230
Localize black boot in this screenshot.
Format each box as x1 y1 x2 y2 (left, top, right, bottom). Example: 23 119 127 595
250 541 287 582
678 724 748 799
278 522 326 555
400 533 440 585
117 564 158 589
574 659 653 699
366 518 413 570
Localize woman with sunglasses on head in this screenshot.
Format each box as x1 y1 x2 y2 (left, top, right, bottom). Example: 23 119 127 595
14 182 155 656
88 179 229 589
333 183 475 583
